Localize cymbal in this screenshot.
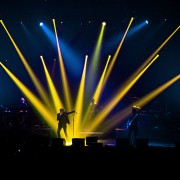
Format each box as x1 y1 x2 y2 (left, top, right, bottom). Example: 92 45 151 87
133 105 141 109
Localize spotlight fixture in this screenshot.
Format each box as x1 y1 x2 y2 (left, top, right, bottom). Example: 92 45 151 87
102 22 106 26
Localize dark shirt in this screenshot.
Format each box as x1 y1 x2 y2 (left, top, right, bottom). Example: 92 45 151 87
57 111 75 127
19 102 28 112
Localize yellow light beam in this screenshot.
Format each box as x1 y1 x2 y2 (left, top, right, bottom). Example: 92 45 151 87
52 19 73 110
93 55 111 104
135 74 180 109
0 20 51 108
91 22 106 70
89 54 159 131
101 74 180 135
0 62 57 133
82 55 111 129
101 17 134 92
94 25 180 130
99 106 131 137
87 22 106 88
40 56 64 112
129 25 180 81
74 55 88 137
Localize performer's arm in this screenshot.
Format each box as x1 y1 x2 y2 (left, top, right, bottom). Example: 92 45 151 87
67 110 76 115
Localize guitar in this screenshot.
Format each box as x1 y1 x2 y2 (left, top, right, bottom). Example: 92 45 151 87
126 113 139 129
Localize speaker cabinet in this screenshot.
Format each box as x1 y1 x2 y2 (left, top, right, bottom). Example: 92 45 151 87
51 138 65 147
86 136 98 146
72 138 85 147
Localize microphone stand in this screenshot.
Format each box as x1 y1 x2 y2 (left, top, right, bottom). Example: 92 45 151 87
73 116 74 138
72 111 77 138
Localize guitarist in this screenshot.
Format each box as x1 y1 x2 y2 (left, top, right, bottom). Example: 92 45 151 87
127 107 140 147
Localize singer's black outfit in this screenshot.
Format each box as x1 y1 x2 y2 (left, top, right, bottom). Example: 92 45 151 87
57 110 75 138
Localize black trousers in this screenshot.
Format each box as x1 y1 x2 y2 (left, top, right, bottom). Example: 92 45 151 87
57 124 68 138
127 127 137 147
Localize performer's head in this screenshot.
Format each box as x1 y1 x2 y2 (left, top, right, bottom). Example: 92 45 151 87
60 108 64 114
20 97 26 103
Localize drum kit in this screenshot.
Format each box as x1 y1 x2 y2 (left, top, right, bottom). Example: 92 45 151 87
130 97 171 121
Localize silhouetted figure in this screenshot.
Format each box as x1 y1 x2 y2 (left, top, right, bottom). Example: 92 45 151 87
57 108 76 139
126 107 140 147
18 97 29 128
89 98 97 116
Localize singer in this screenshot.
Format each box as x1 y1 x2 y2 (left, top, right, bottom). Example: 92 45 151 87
57 108 76 139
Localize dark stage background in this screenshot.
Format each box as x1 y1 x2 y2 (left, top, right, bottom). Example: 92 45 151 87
0 0 179 128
